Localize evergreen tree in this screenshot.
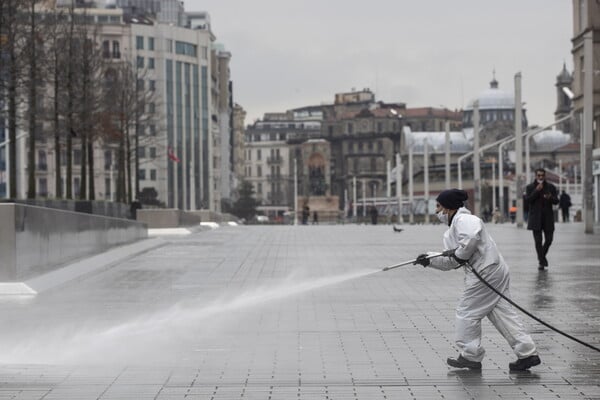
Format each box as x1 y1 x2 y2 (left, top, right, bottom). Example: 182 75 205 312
231 180 259 221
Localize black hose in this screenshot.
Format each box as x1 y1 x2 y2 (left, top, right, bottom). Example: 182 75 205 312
466 264 600 353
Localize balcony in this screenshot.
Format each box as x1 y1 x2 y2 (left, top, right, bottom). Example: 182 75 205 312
267 156 282 165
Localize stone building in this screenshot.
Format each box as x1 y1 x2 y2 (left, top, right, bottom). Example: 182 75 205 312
0 3 234 212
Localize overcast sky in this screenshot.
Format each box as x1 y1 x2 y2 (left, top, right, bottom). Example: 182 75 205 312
187 1 573 127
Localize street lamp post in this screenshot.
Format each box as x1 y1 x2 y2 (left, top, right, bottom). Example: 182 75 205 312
445 121 451 188
498 137 515 219
386 159 391 223
424 138 430 224
473 101 481 216
408 146 414 224
515 72 524 228
294 158 298 226
395 152 403 224
582 31 594 232
352 175 357 220
459 136 516 210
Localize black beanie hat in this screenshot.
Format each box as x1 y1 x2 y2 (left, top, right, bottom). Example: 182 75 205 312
436 189 468 210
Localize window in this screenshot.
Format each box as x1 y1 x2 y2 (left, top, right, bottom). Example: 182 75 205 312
138 147 146 158
136 35 144 50
73 149 81 165
148 37 155 51
150 169 156 180
105 178 111 199
38 178 47 197
104 150 112 170
150 147 156 158
257 165 262 177
257 149 261 160
257 182 262 194
166 39 173 52
148 102 155 113
37 150 47 170
347 123 353 134
149 80 156 91
137 79 144 91
74 177 80 197
102 40 110 58
175 41 197 57
149 124 156 135
138 169 146 180
136 56 144 69
112 41 120 58
148 57 155 69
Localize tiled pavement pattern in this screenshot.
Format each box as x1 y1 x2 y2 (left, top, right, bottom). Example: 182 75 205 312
0 223 599 399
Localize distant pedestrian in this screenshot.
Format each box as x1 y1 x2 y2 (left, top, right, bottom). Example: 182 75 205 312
524 168 559 270
491 207 501 224
559 190 572 222
130 198 142 220
312 211 319 225
302 205 310 225
370 205 378 225
509 205 517 223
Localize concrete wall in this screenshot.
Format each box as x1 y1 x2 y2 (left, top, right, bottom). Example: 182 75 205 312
136 209 201 228
0 204 147 282
4 199 130 219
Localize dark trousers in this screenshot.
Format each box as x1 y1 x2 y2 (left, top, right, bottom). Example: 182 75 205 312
561 207 569 222
532 227 554 266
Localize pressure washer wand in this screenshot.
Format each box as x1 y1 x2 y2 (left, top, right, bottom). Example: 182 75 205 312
381 252 444 272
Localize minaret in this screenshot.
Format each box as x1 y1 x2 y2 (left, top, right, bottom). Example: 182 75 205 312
555 62 573 134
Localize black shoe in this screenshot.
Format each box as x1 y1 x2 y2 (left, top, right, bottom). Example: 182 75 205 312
538 265 545 271
509 355 541 371
447 355 482 370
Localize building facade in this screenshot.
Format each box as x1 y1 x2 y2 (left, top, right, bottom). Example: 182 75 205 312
1 3 233 212
571 0 600 223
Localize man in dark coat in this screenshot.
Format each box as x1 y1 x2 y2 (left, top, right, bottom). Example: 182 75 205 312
524 168 559 270
559 190 572 222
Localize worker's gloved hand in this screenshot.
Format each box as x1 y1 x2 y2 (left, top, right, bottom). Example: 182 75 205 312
413 253 430 267
442 248 456 257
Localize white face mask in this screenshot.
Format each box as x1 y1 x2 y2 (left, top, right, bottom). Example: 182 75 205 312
436 210 449 225
537 179 544 184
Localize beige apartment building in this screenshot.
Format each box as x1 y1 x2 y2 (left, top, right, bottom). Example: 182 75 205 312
6 4 233 212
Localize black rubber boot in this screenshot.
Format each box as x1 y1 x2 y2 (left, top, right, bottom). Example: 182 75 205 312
446 355 482 370
509 355 541 371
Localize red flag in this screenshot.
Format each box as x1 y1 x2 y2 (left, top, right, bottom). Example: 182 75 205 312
168 146 180 163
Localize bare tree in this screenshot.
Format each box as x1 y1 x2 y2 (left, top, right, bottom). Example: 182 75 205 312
42 7 68 198
0 0 25 198
24 0 44 199
74 16 104 200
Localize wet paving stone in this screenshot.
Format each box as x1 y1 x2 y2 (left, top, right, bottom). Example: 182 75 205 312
0 223 599 399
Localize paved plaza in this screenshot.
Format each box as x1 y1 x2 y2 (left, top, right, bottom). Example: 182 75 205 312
0 222 599 399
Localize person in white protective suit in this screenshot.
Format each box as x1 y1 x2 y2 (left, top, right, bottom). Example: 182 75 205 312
413 189 541 371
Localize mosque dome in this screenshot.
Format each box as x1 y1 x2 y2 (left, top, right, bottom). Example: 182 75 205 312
465 77 515 111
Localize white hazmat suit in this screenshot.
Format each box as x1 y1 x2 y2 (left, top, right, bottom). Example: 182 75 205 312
427 207 538 363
